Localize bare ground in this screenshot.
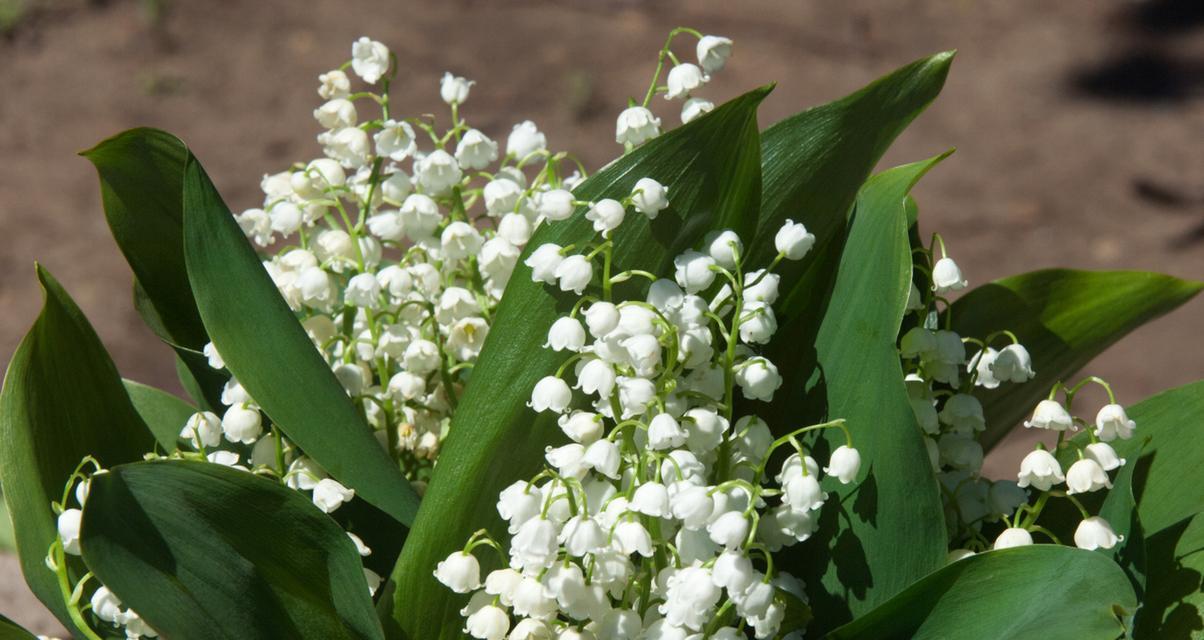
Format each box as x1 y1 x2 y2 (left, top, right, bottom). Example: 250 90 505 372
0 0 1202 634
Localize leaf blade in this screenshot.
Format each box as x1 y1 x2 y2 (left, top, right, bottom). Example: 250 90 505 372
180 154 420 526
950 270 1202 450
0 267 155 633
80 460 384 640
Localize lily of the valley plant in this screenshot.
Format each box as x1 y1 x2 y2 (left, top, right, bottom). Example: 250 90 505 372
2 28 1202 640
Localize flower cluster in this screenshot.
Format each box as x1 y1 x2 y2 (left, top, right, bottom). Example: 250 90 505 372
436 179 858 638
614 28 733 149
225 36 584 487
900 238 1132 556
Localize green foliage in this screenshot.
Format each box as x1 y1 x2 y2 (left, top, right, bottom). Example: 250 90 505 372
81 460 384 640
950 270 1202 450
181 154 421 526
827 546 1136 639
792 156 951 632
122 379 194 452
0 267 157 634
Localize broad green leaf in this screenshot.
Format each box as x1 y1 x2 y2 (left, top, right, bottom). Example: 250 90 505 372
0 613 36 640
0 493 15 551
1140 513 1204 637
749 51 953 433
181 154 420 526
950 270 1202 450
793 156 950 633
386 88 770 639
0 266 155 633
122 379 194 452
83 129 226 410
81 461 384 640
828 546 1136 639
1109 380 1204 635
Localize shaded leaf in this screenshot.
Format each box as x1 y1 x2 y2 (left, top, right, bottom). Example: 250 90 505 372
84 129 226 409
81 461 383 640
180 153 420 526
0 267 155 633
793 156 950 633
828 546 1136 640
385 88 770 639
0 613 37 640
950 270 1202 450
122 379 194 452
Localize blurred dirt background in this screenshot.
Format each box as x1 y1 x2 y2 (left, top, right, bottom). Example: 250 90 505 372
1 0 1202 634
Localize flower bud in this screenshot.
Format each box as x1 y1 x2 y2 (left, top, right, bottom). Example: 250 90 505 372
440 72 474 105
774 219 815 260
631 177 669 219
351 37 390 84
507 120 547 160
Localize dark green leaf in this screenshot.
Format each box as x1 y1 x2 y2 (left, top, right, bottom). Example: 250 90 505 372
122 379 194 452
828 546 1137 640
747 53 952 424
181 154 420 526
950 270 1202 450
793 156 950 633
1109 380 1204 635
385 87 770 639
0 266 155 632
84 129 226 410
81 460 384 640
0 613 37 640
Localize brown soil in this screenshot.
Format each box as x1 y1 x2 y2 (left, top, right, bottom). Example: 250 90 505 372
1 0 1201 634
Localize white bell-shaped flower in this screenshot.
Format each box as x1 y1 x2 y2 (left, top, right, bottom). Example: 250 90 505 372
784 473 826 512
990 343 1035 383
1074 516 1121 550
824 446 862 484
1094 404 1136 441
314 98 357 130
1065 458 1112 495
454 129 497 170
586 198 626 236
435 551 482 594
899 327 938 359
993 527 1033 550
57 508 83 555
484 178 523 217
221 404 263 445
575 358 616 397
181 411 222 449
440 221 484 260
560 515 607 557
497 482 541 534
525 243 565 284
774 219 815 260
583 301 620 338
744 269 780 305
583 439 621 479
1084 442 1126 471
631 481 670 517
623 334 662 377
317 69 350 100
510 517 559 571
375 119 417 161
734 358 782 402
554 255 594 294
648 413 687 450
402 339 441 375
1017 448 1065 491
507 121 548 160
529 376 572 414
696 35 734 73
615 106 661 146
546 317 586 352
704 229 742 269
671 483 714 529
673 250 716 294
738 302 777 345
440 72 474 105
557 412 602 445
351 37 389 84
931 257 967 293
1024 399 1074 432
416 149 463 195
90 585 123 623
537 189 575 221
681 97 715 124
614 520 654 557
399 193 441 239
344 273 381 308
711 550 755 595
665 63 708 100
465 604 510 640
661 565 721 631
631 177 670 219
939 393 986 433
312 478 355 513
708 511 751 550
